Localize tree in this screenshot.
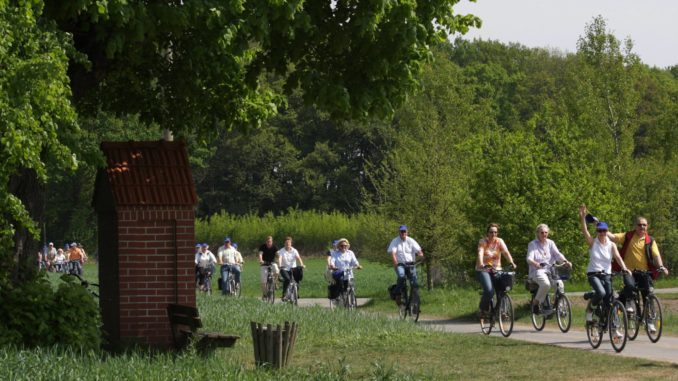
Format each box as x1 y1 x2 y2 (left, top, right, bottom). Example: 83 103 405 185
2 0 481 280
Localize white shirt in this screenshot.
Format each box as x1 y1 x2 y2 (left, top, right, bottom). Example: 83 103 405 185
587 237 614 273
54 253 66 264
218 245 239 264
387 236 422 264
526 238 565 278
195 251 217 268
278 247 299 270
330 250 359 271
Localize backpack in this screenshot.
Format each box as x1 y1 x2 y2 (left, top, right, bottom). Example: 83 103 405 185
612 231 659 279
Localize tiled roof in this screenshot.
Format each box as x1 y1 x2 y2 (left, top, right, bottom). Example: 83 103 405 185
98 140 197 206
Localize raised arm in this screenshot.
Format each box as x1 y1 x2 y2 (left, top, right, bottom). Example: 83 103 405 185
579 204 594 246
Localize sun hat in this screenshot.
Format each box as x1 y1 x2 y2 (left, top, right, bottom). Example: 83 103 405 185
336 238 350 248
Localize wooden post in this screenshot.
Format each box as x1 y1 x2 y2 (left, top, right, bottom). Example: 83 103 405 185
265 323 273 365
275 324 282 368
250 322 260 366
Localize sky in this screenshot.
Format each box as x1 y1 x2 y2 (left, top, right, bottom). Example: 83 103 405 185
453 0 678 68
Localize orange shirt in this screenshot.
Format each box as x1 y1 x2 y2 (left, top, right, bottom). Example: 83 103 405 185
69 247 84 262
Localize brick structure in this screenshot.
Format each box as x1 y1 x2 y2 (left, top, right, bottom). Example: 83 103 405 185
93 140 198 349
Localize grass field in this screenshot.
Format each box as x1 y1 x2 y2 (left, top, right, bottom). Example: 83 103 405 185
15 259 674 380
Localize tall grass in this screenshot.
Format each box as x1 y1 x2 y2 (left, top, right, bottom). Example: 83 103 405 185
196 209 396 261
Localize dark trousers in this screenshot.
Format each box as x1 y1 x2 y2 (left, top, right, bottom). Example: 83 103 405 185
620 272 652 304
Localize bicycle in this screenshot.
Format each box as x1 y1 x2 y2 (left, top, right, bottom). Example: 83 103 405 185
197 267 213 295
282 267 300 306
526 262 572 333
479 264 515 337
262 264 276 304
227 265 242 297
395 262 421 322
626 270 663 343
584 272 628 353
330 267 358 310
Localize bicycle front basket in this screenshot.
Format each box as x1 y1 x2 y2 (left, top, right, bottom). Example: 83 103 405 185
555 265 571 281
498 272 515 291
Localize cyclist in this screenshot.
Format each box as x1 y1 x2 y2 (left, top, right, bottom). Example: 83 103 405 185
258 236 279 298
388 225 424 305
54 248 67 272
608 215 669 333
195 243 217 291
328 238 362 300
476 223 517 317
277 236 305 300
218 238 241 295
578 205 630 322
324 240 339 285
526 223 572 314
67 242 85 275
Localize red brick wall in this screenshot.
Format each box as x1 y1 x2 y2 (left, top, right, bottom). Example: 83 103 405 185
115 205 196 347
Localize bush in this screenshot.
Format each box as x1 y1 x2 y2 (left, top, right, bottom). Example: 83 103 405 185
0 273 101 350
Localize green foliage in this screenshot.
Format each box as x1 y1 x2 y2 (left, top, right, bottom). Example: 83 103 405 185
0 1 79 251
196 209 395 262
0 273 101 350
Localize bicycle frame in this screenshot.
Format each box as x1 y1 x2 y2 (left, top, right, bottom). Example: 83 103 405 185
627 270 663 343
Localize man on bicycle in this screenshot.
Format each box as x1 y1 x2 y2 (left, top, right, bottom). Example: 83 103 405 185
608 216 669 332
218 237 242 295
195 243 217 291
387 225 424 304
258 236 279 298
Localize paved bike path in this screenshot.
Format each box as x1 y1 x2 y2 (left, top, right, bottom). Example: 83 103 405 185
295 287 678 364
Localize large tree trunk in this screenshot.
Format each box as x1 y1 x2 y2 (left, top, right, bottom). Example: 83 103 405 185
8 168 44 284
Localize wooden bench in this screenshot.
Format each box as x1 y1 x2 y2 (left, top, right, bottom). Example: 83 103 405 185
166 303 239 356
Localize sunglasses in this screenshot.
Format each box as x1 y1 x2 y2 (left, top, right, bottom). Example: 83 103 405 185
539 231 549 234
488 231 498 234
597 229 608 233
637 223 647 227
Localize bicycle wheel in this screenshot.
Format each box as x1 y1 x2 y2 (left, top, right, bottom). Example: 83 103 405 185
234 280 241 297
627 294 641 341
586 302 603 349
347 288 357 311
498 294 514 337
399 288 409 320
530 295 546 331
228 279 236 296
409 288 420 322
205 275 212 295
609 300 628 353
290 283 298 306
644 294 662 343
555 294 572 333
265 278 276 304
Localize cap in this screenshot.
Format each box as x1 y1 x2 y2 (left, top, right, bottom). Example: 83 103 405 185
195 243 202 248
399 225 408 231
49 242 53 246
596 222 609 231
70 242 77 247
332 240 338 246
201 243 209 248
233 243 238 249
585 214 599 224
224 237 231 242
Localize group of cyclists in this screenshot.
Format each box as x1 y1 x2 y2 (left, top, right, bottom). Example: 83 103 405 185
38 241 88 275
475 204 670 348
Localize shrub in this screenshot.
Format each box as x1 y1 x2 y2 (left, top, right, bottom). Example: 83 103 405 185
0 273 101 350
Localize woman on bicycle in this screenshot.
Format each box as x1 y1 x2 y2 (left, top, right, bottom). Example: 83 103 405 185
195 243 217 291
328 238 362 299
526 224 572 314
277 236 305 300
578 205 629 321
476 223 517 317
